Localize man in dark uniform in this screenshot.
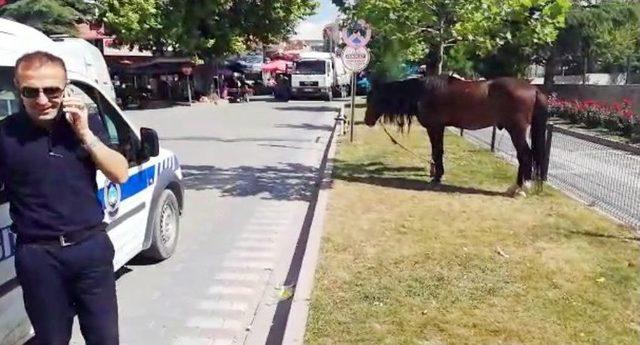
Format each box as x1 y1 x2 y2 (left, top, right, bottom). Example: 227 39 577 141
0 51 129 344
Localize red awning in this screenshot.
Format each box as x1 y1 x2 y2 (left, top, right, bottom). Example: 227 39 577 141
261 60 293 73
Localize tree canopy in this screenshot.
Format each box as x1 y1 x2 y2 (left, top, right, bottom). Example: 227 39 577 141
334 0 571 79
98 0 319 58
0 0 93 35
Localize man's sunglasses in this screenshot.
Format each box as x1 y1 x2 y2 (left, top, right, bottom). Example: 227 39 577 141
20 86 65 99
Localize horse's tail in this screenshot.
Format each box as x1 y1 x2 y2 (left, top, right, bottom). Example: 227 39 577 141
531 89 549 182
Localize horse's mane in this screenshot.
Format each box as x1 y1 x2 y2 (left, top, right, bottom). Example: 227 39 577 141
372 75 448 131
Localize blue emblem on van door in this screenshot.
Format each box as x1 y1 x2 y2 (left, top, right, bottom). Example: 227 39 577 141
104 181 121 217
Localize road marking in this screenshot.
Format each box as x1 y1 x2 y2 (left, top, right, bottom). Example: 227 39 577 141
213 272 262 281
253 209 289 219
212 339 234 345
240 233 275 240
245 224 282 231
221 260 272 269
186 317 243 331
249 220 289 226
197 300 248 312
234 241 275 249
186 316 224 329
173 336 213 345
227 250 275 259
208 286 254 296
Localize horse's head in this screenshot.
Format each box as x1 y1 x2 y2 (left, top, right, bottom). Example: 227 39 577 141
364 84 383 127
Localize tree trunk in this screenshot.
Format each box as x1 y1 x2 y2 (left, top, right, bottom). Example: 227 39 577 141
544 50 557 91
582 54 588 85
626 55 631 85
437 41 444 75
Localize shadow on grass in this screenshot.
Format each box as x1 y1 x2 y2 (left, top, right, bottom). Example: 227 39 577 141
333 160 506 197
567 230 640 242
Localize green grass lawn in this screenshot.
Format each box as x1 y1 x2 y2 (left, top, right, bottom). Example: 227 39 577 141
305 110 640 345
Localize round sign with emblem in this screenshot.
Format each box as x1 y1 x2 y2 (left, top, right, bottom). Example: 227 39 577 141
341 20 372 48
341 46 371 73
104 181 122 218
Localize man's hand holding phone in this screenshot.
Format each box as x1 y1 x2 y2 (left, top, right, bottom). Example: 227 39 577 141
62 88 96 145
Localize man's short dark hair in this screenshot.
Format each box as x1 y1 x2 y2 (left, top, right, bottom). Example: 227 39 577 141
15 51 67 77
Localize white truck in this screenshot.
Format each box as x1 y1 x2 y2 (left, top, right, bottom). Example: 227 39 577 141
290 51 351 101
0 19 184 345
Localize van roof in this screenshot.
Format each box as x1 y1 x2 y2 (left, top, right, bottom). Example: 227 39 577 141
0 18 86 77
0 18 57 67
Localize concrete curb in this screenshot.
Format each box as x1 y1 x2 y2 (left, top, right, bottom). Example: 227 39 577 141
279 103 344 345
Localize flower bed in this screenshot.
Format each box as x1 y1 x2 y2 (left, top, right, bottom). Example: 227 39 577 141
548 96 640 144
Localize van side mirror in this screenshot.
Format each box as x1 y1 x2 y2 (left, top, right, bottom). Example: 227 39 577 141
139 127 160 160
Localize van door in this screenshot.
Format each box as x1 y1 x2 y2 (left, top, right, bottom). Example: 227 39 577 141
0 66 30 345
67 82 155 269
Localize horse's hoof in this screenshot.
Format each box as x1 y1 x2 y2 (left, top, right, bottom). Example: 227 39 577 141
515 189 527 198
522 180 533 193
506 184 519 196
429 177 442 185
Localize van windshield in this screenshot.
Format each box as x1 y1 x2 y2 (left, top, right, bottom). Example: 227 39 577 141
294 60 326 75
0 67 19 120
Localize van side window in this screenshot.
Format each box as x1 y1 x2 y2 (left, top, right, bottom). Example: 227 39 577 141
68 82 140 166
0 67 19 121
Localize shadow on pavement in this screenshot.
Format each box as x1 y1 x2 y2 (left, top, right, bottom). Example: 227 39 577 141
258 143 306 150
274 106 338 113
160 136 310 144
333 160 507 197
275 123 334 131
181 163 320 201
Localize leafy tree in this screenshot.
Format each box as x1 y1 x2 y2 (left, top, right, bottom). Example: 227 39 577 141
98 0 318 58
334 0 571 79
543 0 639 86
0 0 93 35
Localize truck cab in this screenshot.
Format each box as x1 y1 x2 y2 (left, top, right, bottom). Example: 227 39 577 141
290 52 350 101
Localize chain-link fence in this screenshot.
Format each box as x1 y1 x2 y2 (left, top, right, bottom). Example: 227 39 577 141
460 125 640 231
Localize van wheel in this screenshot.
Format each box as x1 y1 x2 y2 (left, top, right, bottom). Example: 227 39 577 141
143 190 180 260
324 92 333 102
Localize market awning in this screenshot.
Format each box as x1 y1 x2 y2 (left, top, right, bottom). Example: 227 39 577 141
119 57 196 75
262 59 293 73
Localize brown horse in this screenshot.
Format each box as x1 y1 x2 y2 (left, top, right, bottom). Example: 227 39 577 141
364 75 548 196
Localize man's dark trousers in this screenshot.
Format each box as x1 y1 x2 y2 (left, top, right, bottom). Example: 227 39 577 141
15 231 119 345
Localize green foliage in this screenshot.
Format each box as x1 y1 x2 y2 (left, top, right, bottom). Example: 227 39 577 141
338 0 571 79
565 1 639 65
98 0 318 58
0 0 92 35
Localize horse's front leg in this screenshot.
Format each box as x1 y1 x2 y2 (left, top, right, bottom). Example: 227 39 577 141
426 125 445 183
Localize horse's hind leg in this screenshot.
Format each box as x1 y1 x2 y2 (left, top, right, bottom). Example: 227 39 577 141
507 126 532 196
426 125 445 183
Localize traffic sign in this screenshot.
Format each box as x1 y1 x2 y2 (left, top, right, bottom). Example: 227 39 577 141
341 46 370 72
341 20 372 48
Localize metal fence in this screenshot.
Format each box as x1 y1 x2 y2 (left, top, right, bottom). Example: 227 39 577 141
460 126 640 231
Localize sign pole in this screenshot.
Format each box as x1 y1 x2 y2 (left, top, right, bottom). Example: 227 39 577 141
350 72 356 143
341 19 372 143
187 75 193 106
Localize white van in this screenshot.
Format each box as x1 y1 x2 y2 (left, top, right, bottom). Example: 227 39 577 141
51 36 118 103
290 51 351 101
0 19 185 345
